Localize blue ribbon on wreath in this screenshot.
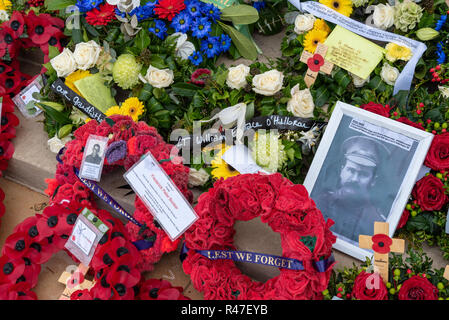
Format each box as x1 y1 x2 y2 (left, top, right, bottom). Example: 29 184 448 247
180 242 335 272
56 147 154 251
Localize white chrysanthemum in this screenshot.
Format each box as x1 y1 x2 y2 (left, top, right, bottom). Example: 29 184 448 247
250 130 287 173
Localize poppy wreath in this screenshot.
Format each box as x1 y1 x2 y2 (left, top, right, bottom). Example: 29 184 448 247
44 115 193 272
0 200 189 300
182 173 337 300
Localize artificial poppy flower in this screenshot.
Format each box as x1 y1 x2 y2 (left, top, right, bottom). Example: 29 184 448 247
18 257 41 288
1 110 19 133
37 13 65 30
106 262 141 291
85 3 116 26
138 279 188 300
0 256 25 284
154 0 186 21
71 289 93 300
40 31 65 57
0 25 19 58
307 53 325 72
0 61 13 77
108 269 140 300
0 140 14 161
6 11 25 38
25 11 60 45
371 234 393 254
2 232 31 260
0 282 37 300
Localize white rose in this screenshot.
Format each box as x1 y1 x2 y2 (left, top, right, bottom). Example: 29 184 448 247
50 48 77 78
109 0 140 12
294 14 316 35
0 10 9 22
252 69 284 96
380 63 399 85
73 40 101 70
188 168 210 187
373 4 395 30
350 72 370 88
287 84 315 118
47 134 73 154
171 33 195 60
439 86 449 99
139 65 174 88
226 64 250 90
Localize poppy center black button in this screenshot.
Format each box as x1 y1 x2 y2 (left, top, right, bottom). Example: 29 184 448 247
15 240 25 251
28 226 39 238
115 284 126 296
35 25 44 35
5 79 14 89
1 116 7 126
11 21 20 31
67 213 77 225
3 262 13 275
149 288 159 298
102 253 113 265
378 242 384 247
49 37 57 45
116 247 129 257
4 34 12 44
0 147 4 156
117 265 130 273
314 59 320 65
47 216 58 228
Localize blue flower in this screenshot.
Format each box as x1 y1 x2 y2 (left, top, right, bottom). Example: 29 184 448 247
189 51 203 65
76 0 103 12
186 0 202 17
200 3 221 22
252 1 266 11
115 8 126 18
437 42 446 64
201 36 220 58
191 17 211 38
435 15 447 31
170 10 191 33
130 3 156 21
149 20 168 39
219 34 231 52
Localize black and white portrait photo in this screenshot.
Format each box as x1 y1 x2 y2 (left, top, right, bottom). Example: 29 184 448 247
79 135 109 182
304 102 434 260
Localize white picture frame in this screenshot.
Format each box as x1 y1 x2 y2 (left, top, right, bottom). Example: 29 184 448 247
304 101 434 261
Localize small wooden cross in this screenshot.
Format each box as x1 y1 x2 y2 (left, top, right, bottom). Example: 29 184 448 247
359 222 405 284
443 265 449 281
58 263 94 300
299 43 334 88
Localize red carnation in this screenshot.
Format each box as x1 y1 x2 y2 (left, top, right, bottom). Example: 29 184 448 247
398 275 439 300
412 174 448 211
360 102 391 117
86 3 116 26
154 0 186 21
352 271 388 300
191 68 211 86
424 132 449 171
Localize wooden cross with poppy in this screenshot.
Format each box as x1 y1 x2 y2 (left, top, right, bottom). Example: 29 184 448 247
359 222 405 284
443 266 449 281
58 263 93 300
299 43 334 88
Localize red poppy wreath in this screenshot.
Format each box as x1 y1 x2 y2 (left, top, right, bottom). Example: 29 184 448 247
182 173 337 300
0 115 192 299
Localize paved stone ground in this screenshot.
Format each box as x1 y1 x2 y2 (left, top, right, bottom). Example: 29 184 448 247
1 30 447 299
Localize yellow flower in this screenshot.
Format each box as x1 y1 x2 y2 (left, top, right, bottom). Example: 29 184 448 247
0 0 11 10
319 0 353 17
385 43 413 62
105 105 122 117
303 29 328 53
120 97 145 122
85 118 92 123
313 19 331 35
210 144 240 180
65 70 91 96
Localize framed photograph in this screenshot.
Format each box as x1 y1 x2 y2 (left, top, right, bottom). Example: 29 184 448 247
304 101 434 260
79 134 109 182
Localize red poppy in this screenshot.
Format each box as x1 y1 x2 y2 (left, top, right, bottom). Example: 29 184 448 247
0 256 25 284
86 3 116 26
0 25 19 58
139 279 187 300
19 257 41 288
307 53 324 72
71 289 93 300
0 282 37 300
6 11 25 38
25 11 60 45
0 62 13 77
371 234 393 254
1 111 20 134
40 31 65 57
0 140 14 161
2 232 31 260
154 0 186 21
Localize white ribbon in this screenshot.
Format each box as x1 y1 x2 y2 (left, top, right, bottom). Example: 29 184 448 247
200 103 247 144
289 0 427 95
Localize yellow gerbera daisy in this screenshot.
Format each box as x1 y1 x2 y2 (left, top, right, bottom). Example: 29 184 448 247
385 43 413 62
0 0 12 11
319 0 353 17
65 70 91 96
105 105 123 117
313 19 331 35
303 29 328 53
120 97 145 122
210 144 240 180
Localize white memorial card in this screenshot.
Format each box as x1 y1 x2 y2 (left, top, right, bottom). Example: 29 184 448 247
12 75 44 118
123 152 198 241
79 134 108 182
221 144 269 174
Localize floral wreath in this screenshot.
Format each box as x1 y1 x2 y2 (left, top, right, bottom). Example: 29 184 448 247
182 173 336 300
0 115 193 299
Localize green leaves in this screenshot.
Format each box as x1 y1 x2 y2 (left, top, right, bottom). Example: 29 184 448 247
135 29 151 52
220 5 259 25
314 86 330 107
218 21 258 61
45 0 75 10
172 83 202 97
